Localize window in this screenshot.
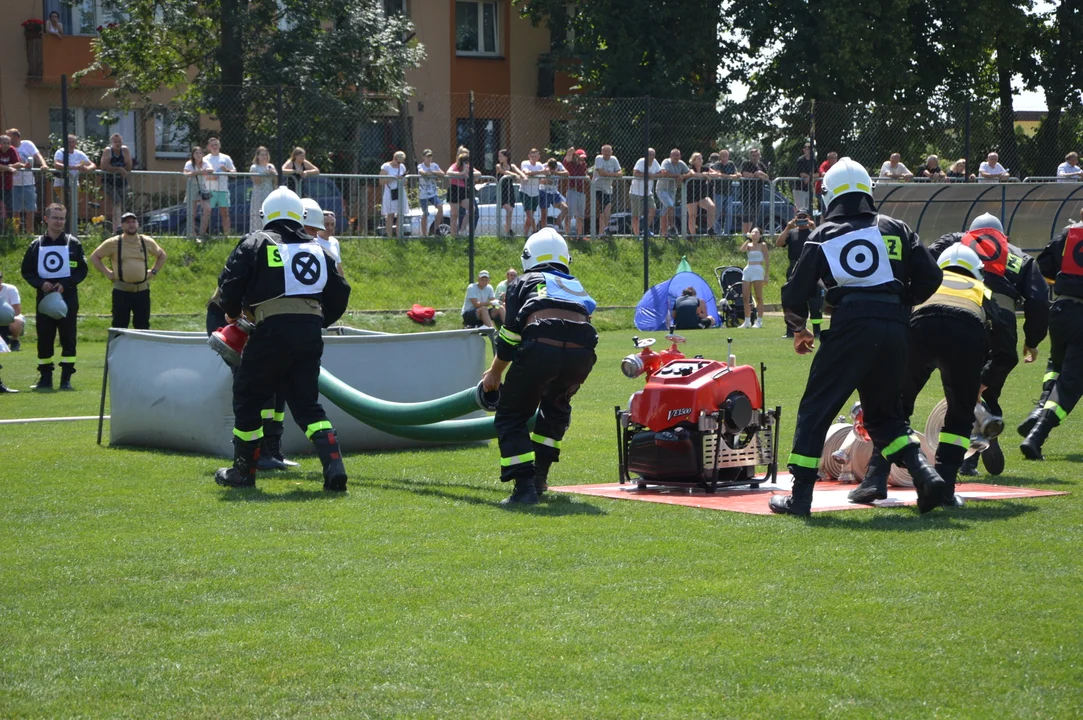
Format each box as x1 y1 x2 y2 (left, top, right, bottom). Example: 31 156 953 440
382 0 407 15
456 118 502 172
68 0 128 36
154 111 192 159
455 1 498 56
50 108 140 156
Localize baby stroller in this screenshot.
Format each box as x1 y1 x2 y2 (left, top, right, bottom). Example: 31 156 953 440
714 265 757 328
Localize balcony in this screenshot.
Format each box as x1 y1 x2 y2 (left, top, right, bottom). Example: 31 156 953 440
26 34 111 87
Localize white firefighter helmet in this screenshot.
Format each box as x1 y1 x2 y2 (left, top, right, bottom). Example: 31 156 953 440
39 291 68 320
969 212 1004 234
938 243 984 280
821 157 873 208
301 198 323 229
260 186 306 228
521 227 570 272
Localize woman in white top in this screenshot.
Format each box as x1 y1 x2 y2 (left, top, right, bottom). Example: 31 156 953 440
248 146 277 233
183 145 214 237
46 11 63 37
380 150 407 237
739 227 770 328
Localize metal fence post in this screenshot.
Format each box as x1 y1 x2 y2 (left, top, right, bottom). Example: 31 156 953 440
642 95 650 294
964 98 971 186
276 85 284 186
468 91 476 284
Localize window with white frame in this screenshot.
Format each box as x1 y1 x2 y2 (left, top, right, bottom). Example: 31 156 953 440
49 108 140 155
68 0 128 36
154 112 192 159
455 1 498 56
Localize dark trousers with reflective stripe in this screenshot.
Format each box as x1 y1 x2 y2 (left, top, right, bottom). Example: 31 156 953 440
790 316 911 473
904 313 987 466
1046 299 1083 419
36 309 77 369
981 304 1019 416
232 315 329 437
111 289 151 329
494 340 596 482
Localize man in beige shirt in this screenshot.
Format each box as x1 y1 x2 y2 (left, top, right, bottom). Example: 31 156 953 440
89 212 167 329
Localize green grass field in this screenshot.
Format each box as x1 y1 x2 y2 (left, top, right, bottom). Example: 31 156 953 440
1 317 1081 718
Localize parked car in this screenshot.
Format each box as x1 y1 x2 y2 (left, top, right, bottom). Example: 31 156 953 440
142 175 348 236
405 182 561 237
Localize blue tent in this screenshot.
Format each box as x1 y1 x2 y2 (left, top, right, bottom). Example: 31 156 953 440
634 257 721 331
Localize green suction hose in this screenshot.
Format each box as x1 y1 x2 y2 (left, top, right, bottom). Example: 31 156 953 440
318 367 489 425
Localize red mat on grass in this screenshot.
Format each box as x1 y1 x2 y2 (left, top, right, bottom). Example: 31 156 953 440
550 474 1067 514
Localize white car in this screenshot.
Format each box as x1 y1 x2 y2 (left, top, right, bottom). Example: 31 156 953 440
406 182 561 237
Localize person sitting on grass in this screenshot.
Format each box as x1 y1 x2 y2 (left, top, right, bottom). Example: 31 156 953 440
462 270 503 328
671 286 714 329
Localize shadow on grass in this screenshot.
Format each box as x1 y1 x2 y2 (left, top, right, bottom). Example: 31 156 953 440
365 476 607 516
808 500 1040 531
217 484 342 503
1062 454 1083 464
965 473 1074 487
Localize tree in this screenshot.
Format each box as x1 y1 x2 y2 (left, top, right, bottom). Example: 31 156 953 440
80 0 424 170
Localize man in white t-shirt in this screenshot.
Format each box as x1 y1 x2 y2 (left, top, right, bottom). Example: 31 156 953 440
8 128 46 234
417 149 445 234
204 137 236 235
52 134 95 195
593 145 622 235
879 152 913 181
630 147 661 237
462 270 503 328
1057 152 1082 182
978 152 1009 183
317 210 345 276
0 267 24 354
520 148 547 236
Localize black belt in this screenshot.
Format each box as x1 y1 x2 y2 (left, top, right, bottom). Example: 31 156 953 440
839 292 901 305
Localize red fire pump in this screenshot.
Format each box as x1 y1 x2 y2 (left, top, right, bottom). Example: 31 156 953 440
615 333 780 491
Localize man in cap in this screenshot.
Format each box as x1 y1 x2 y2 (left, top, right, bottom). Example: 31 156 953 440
89 212 168 329
462 270 503 328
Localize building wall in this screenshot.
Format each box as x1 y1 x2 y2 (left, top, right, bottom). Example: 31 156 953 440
404 0 451 166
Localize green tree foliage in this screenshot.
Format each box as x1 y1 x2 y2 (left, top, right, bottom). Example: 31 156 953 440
81 0 424 170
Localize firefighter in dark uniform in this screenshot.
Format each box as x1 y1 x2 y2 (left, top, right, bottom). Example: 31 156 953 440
771 158 946 516
214 187 351 490
1019 220 1083 459
849 245 998 507
775 209 823 338
929 214 1049 475
481 227 598 506
20 202 89 390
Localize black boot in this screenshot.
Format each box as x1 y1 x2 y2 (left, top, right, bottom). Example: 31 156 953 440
0 367 17 394
1020 410 1060 461
215 438 261 488
936 463 965 508
501 474 539 506
769 475 815 516
848 453 889 504
256 433 292 470
59 364 76 391
958 453 980 477
1018 372 1056 437
31 364 53 391
534 464 550 497
311 428 348 491
981 437 1004 475
899 445 947 514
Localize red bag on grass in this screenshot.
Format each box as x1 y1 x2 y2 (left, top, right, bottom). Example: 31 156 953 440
407 304 436 325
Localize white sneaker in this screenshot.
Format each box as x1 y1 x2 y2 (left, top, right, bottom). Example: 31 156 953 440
753 319 763 329
739 319 751 329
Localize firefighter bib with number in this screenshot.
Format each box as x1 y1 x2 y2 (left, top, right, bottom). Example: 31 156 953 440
269 241 328 296
37 243 72 280
820 225 895 288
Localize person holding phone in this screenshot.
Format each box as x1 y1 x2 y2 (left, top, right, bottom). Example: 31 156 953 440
776 209 821 337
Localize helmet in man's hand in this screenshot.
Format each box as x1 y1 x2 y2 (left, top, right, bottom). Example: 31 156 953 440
39 291 68 320
821 157 873 208
260 186 306 229
521 227 570 272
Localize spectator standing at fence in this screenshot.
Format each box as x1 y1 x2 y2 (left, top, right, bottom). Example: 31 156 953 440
184 145 214 237
281 146 319 195
46 11 63 37
495 149 523 237
520 148 546 237
921 155 946 182
448 150 481 237
52 134 95 207
99 133 132 232
380 151 407 237
248 146 277 234
794 143 815 210
740 148 769 234
711 149 740 235
416 149 445 235
89 212 167 329
657 148 691 238
978 152 1010 182
814 150 838 205
563 147 589 239
0 135 19 229
593 145 622 236
947 158 970 181
204 138 236 236
631 148 661 237
684 152 717 236
879 152 913 181
1057 152 1082 182
539 157 568 231
9 129 46 235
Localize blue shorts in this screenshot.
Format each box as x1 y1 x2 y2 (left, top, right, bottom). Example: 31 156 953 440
11 185 36 213
420 196 441 212
656 189 676 209
540 190 565 209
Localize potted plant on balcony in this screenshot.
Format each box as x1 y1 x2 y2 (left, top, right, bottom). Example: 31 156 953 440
22 18 45 37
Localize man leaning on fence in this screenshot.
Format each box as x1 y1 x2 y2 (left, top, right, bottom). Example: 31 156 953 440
89 212 168 330
593 145 621 236
9 129 46 235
